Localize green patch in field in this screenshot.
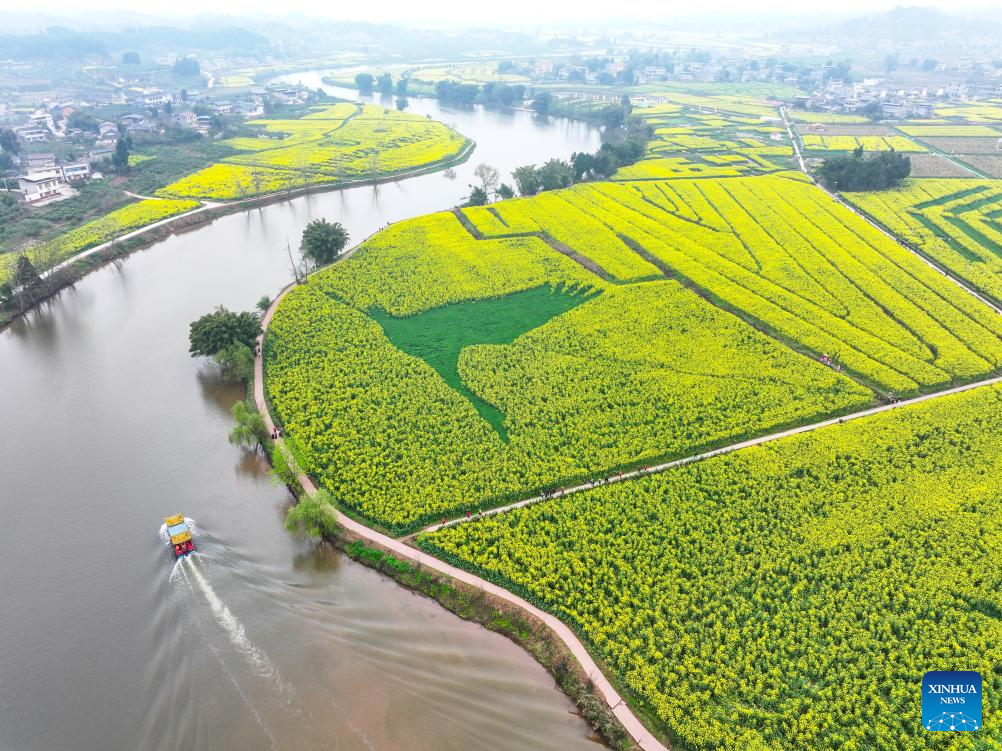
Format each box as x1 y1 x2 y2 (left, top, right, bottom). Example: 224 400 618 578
370 283 597 439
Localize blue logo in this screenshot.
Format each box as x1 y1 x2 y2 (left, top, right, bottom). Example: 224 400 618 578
923 671 982 731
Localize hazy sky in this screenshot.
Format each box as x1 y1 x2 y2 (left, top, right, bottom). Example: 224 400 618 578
6 0 992 25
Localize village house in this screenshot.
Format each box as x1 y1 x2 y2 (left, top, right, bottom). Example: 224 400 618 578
60 162 91 181
29 111 55 132
172 110 197 129
25 153 57 171
194 115 213 133
17 170 62 202
89 146 115 162
17 127 50 144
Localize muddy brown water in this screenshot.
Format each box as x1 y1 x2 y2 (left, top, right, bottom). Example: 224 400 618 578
0 77 604 750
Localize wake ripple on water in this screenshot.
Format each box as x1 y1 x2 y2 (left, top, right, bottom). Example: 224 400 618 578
180 557 295 704
207 643 279 751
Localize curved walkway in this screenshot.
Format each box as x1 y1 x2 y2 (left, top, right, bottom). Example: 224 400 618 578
255 265 1002 751
253 278 668 751
40 203 213 280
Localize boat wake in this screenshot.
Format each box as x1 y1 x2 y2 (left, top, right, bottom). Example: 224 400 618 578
179 557 295 703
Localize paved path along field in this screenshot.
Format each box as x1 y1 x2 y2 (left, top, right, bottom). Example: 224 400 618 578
418 373 1002 535
256 254 1002 751
253 278 669 751
40 203 213 281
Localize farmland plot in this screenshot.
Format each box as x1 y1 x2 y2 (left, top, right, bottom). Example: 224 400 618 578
422 382 1002 751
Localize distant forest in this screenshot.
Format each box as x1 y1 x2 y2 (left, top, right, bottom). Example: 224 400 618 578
0 26 270 61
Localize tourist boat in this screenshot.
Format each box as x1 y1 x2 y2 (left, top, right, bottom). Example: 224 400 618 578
164 514 195 558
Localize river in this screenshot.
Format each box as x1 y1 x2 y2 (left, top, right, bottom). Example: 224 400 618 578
0 75 603 750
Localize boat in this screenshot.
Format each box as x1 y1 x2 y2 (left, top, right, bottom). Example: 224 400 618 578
164 514 195 558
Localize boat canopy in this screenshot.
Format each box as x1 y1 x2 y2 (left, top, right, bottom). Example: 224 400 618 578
164 514 191 545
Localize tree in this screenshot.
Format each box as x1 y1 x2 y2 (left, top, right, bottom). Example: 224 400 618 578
395 77 409 96
355 73 375 95
531 92 553 114
860 100 883 121
816 150 911 192
172 57 200 77
884 53 899 74
12 254 41 291
256 294 271 314
497 183 514 200
300 218 349 269
189 306 261 358
512 165 540 197
121 51 140 65
464 185 488 206
67 111 99 132
285 488 340 539
592 149 619 177
435 81 479 105
922 58 938 71
473 163 499 197
0 127 19 154
537 159 574 191
377 73 393 95
215 341 255 382
112 127 132 174
601 104 625 128
0 282 14 310
229 400 268 451
395 97 408 111
571 151 595 181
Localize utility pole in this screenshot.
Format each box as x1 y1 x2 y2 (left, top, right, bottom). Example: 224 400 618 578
286 240 301 284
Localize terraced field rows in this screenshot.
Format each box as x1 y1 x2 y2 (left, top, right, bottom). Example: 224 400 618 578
493 176 1002 393
801 134 926 152
846 179 1002 305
